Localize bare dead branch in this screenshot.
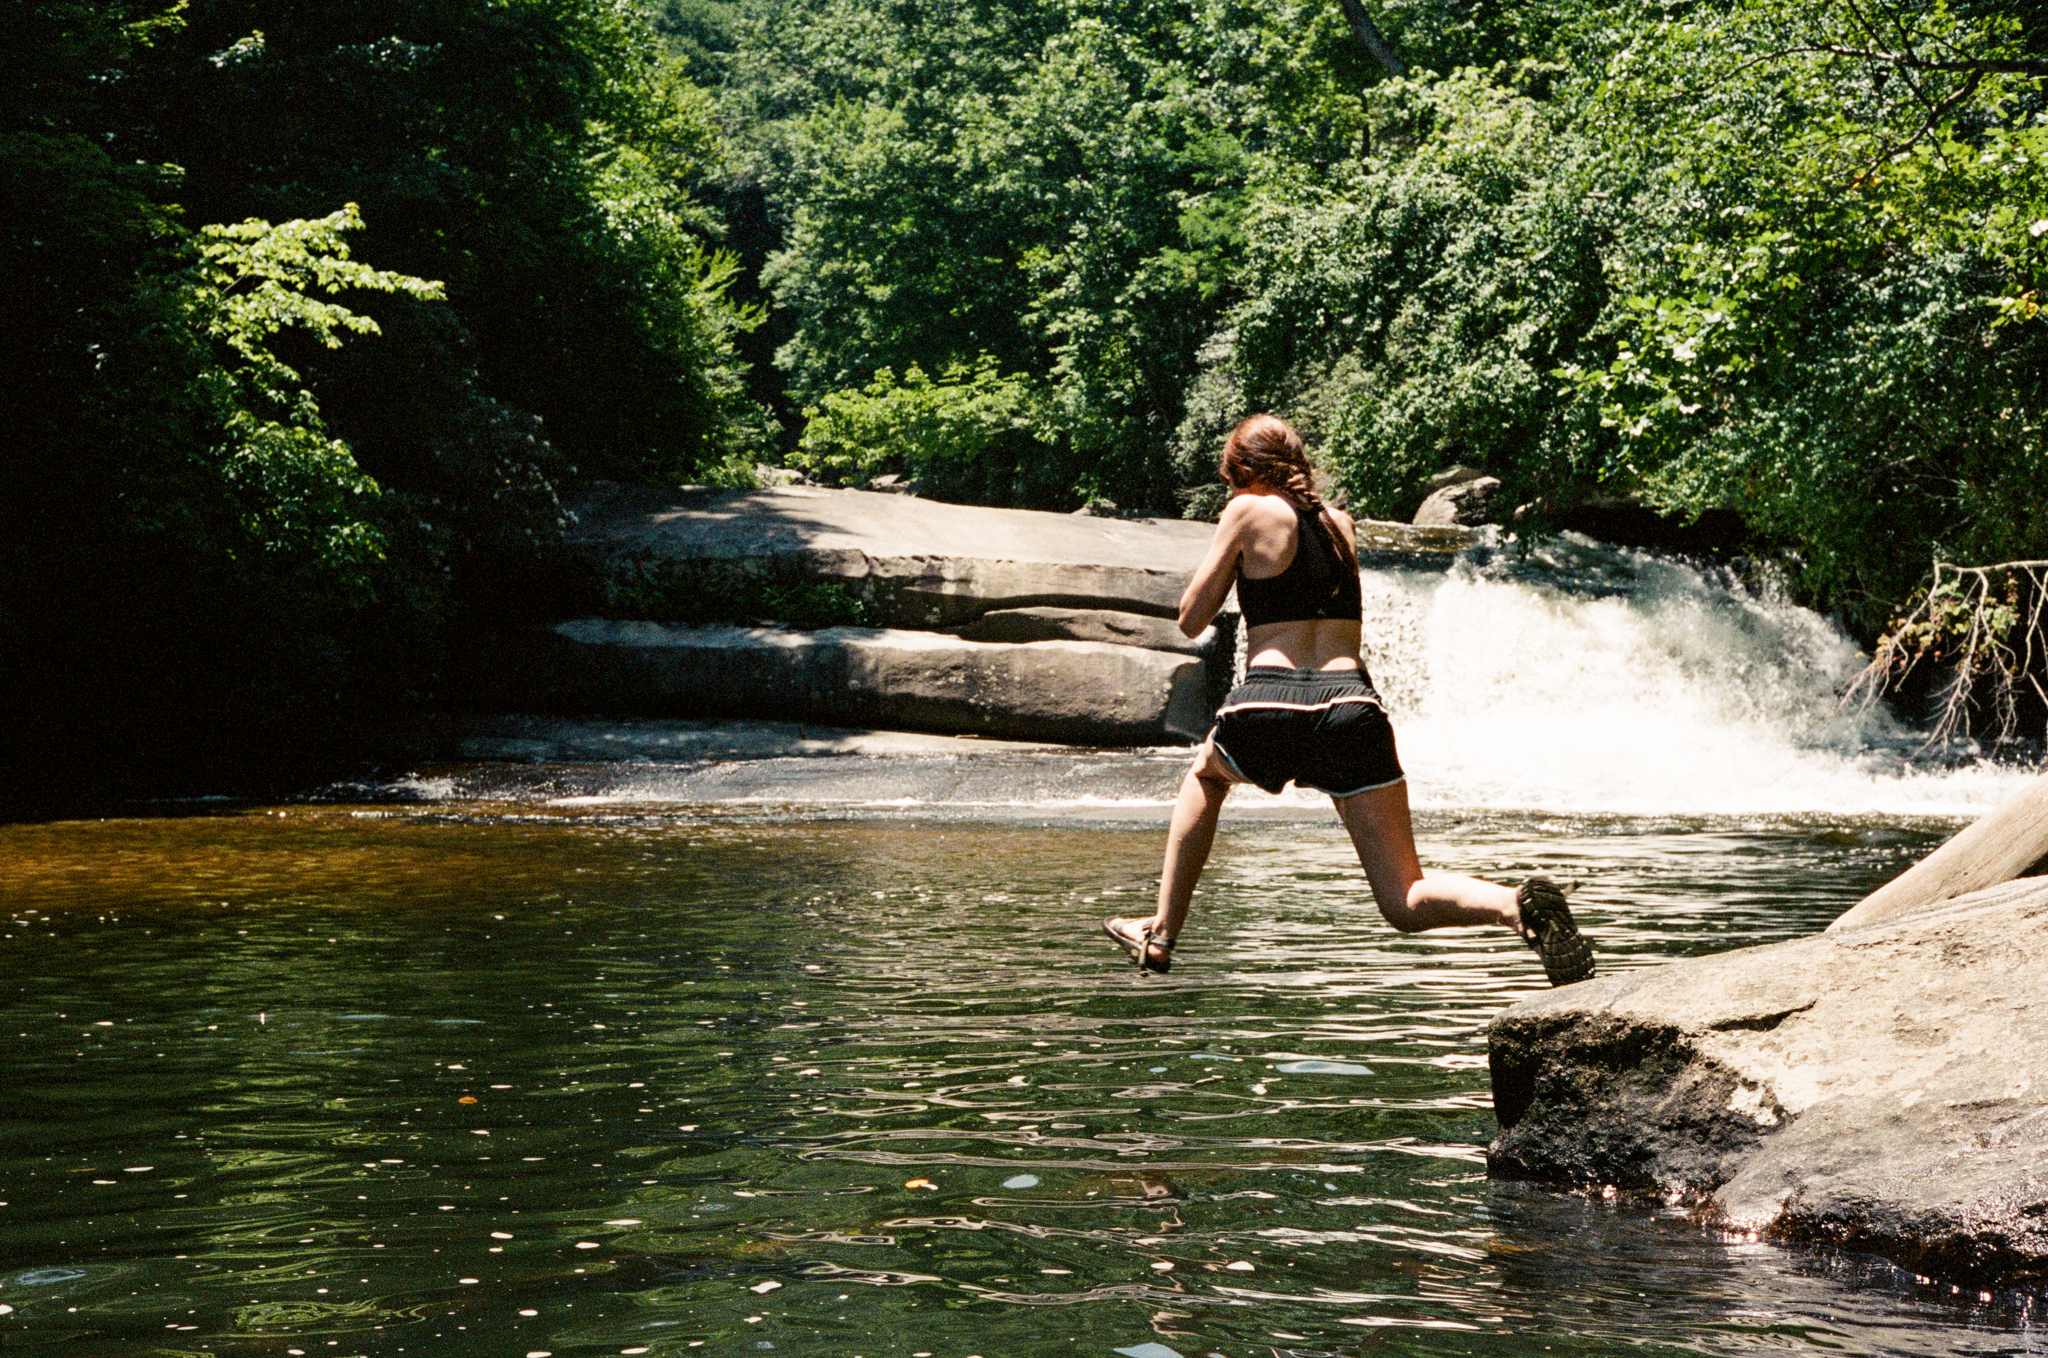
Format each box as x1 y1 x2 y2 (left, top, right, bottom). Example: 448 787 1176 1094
1844 560 2048 752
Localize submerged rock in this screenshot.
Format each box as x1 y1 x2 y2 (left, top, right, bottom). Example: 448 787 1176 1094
1487 877 2048 1290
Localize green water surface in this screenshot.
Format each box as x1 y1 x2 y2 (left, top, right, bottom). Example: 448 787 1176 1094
0 794 2039 1357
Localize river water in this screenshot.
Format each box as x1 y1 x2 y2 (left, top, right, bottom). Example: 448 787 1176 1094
3 545 2044 1357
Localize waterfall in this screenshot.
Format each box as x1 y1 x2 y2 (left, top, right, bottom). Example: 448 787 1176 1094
1359 537 2035 818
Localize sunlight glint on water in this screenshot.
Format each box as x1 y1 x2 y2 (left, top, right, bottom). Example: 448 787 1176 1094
0 807 2041 1356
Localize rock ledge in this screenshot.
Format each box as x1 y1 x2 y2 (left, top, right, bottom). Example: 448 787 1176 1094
1487 877 2048 1291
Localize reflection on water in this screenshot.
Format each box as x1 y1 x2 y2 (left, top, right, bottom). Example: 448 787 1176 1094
0 796 2042 1358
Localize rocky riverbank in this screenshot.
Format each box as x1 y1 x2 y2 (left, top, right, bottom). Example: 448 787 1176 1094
470 482 1476 746
1486 784 2048 1292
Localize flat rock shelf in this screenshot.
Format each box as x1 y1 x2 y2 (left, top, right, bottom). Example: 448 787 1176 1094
495 482 1478 746
500 619 1217 746
1486 875 2048 1292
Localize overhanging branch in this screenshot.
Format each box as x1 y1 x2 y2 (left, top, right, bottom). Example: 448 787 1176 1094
1745 43 2048 77
1843 560 2048 751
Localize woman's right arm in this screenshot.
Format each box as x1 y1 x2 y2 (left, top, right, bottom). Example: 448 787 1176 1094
1177 496 1254 637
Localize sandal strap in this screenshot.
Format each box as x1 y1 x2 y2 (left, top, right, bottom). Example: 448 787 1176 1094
1104 917 1176 972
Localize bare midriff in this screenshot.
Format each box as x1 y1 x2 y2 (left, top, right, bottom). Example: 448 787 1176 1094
1243 617 1365 672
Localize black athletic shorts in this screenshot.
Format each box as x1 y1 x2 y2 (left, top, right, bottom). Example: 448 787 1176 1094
1210 666 1405 797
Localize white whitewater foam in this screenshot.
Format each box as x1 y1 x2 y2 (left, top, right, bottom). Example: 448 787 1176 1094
1361 543 2035 819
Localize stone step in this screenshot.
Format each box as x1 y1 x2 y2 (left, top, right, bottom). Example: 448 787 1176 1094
496 619 1215 746
568 481 1475 629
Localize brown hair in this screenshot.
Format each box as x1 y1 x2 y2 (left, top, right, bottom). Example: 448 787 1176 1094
1220 414 1358 574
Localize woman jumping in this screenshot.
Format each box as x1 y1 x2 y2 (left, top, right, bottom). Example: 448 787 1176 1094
1102 414 1593 985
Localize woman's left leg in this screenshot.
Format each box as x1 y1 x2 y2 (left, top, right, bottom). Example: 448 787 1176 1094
1331 781 1520 933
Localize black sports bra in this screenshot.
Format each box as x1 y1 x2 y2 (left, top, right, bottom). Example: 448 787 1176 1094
1235 505 1363 628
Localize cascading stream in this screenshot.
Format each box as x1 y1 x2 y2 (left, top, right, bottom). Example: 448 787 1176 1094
1358 538 2035 819
374 537 2039 821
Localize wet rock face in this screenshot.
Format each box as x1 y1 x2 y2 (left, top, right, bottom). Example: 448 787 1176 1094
495 620 1217 746
1487 1014 1787 1201
1487 878 2048 1291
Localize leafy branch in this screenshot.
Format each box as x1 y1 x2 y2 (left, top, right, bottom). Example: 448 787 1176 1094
1673 0 2042 176
1737 46 2048 79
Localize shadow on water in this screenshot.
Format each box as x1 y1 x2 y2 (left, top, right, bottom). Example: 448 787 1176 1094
1 793 2042 1356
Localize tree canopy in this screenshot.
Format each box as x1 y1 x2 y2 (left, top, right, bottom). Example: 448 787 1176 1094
2 0 759 801
727 0 2044 613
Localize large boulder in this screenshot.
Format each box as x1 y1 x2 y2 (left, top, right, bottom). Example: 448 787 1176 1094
571 482 1214 628
491 484 1481 747
567 482 1478 629
956 607 1235 714
1486 877 2048 1290
496 619 1216 746
1412 475 1501 527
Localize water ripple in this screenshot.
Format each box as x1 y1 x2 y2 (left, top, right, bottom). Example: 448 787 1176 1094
1 804 2038 1357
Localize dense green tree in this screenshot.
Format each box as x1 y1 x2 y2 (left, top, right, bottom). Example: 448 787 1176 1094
1163 0 2044 648
113 0 762 485
11 0 2047 797
1185 66 1610 519
0 6 438 796
1 0 759 803
1569 0 2048 626
729 0 1372 510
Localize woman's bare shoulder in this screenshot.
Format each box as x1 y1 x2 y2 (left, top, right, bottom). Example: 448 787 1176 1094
1220 492 1296 527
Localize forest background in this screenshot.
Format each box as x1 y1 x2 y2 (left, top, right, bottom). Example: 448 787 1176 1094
4 0 2044 804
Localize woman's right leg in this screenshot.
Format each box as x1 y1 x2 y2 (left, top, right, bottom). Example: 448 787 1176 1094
1108 735 1238 968
1334 782 1596 984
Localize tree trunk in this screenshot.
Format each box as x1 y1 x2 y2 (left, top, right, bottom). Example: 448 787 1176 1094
1829 773 2048 931
1336 0 1405 77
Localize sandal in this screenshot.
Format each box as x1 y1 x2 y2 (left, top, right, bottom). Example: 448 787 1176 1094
1517 877 1594 987
1103 917 1174 974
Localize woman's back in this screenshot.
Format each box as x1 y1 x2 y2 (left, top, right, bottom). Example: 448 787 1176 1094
1232 493 1364 672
